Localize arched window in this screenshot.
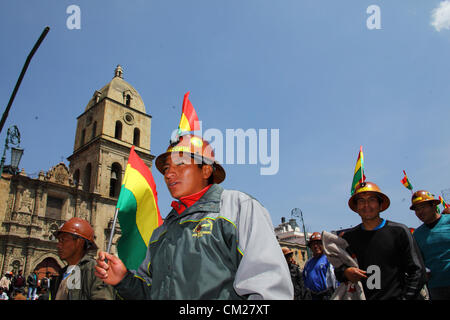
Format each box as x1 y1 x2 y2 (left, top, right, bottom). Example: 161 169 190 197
126 94 131 107
109 163 122 198
115 121 122 140
81 129 86 145
83 163 92 192
133 128 140 147
73 169 80 187
92 121 97 140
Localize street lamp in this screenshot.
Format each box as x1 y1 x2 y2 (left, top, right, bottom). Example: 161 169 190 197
291 208 311 259
0 125 24 178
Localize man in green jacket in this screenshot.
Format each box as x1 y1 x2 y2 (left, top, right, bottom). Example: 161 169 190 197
95 134 293 299
52 217 114 300
410 190 450 300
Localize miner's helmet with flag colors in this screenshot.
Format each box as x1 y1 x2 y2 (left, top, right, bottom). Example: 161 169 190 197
409 190 440 210
155 134 226 184
348 181 390 213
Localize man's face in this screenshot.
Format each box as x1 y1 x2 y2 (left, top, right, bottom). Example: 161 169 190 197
56 232 83 262
309 241 323 257
414 202 438 224
355 192 382 221
162 152 212 199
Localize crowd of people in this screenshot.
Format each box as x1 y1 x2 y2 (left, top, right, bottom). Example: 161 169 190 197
0 269 52 300
0 133 449 300
283 182 450 300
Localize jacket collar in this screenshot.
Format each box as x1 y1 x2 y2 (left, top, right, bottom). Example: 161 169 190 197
60 254 91 274
166 184 224 222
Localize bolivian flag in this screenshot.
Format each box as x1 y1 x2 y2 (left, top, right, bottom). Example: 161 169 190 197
401 170 413 191
350 146 366 195
177 91 200 135
116 146 163 271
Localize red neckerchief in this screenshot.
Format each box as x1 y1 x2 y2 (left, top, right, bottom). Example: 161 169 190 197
171 185 212 215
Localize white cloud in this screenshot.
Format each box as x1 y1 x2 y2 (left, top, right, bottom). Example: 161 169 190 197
431 1 450 31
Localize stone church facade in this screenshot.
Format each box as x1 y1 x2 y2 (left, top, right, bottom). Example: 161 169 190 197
0 66 154 279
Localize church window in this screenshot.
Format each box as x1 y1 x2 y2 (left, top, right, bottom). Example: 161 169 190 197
81 129 86 145
109 163 122 198
133 128 140 147
73 169 80 186
115 121 122 140
92 121 97 140
46 196 63 220
83 163 92 192
126 94 131 107
124 112 134 125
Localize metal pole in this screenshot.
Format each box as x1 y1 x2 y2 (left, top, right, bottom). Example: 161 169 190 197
291 208 311 260
298 210 311 259
106 208 119 254
0 26 50 134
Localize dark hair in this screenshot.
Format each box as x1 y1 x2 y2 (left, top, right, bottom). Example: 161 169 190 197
70 234 92 252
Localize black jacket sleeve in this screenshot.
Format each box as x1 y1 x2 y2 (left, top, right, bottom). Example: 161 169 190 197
398 225 426 300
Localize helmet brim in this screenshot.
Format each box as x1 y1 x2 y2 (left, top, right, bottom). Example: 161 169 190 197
53 230 98 251
410 199 440 211
348 191 390 213
155 151 226 184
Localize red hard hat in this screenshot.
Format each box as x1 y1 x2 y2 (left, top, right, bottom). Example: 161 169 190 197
53 217 97 250
307 232 322 247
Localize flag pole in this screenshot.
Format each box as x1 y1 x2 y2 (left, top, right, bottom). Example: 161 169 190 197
106 208 119 254
360 146 365 183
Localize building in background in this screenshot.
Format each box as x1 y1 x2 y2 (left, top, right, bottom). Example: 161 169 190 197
0 66 154 279
275 217 311 268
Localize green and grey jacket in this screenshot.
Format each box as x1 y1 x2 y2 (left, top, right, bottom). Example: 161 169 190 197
52 256 115 300
115 184 293 300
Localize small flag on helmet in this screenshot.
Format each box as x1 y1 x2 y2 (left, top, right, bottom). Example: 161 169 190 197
401 170 413 191
177 91 200 136
350 146 366 196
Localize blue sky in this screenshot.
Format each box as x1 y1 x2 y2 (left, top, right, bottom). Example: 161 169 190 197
1 0 450 233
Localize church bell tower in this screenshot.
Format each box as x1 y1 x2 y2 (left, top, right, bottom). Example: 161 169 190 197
67 65 154 198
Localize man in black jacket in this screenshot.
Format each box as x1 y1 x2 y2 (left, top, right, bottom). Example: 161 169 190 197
335 181 426 300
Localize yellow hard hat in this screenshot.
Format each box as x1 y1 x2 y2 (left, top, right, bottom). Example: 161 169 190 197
155 134 225 184
410 190 440 210
348 181 390 213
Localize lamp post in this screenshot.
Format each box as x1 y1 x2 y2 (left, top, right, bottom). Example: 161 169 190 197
0 125 24 178
291 208 311 260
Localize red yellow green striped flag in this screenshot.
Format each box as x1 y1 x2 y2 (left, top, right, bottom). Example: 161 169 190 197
177 91 200 135
401 170 413 191
350 146 366 195
116 146 163 271
439 196 449 209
